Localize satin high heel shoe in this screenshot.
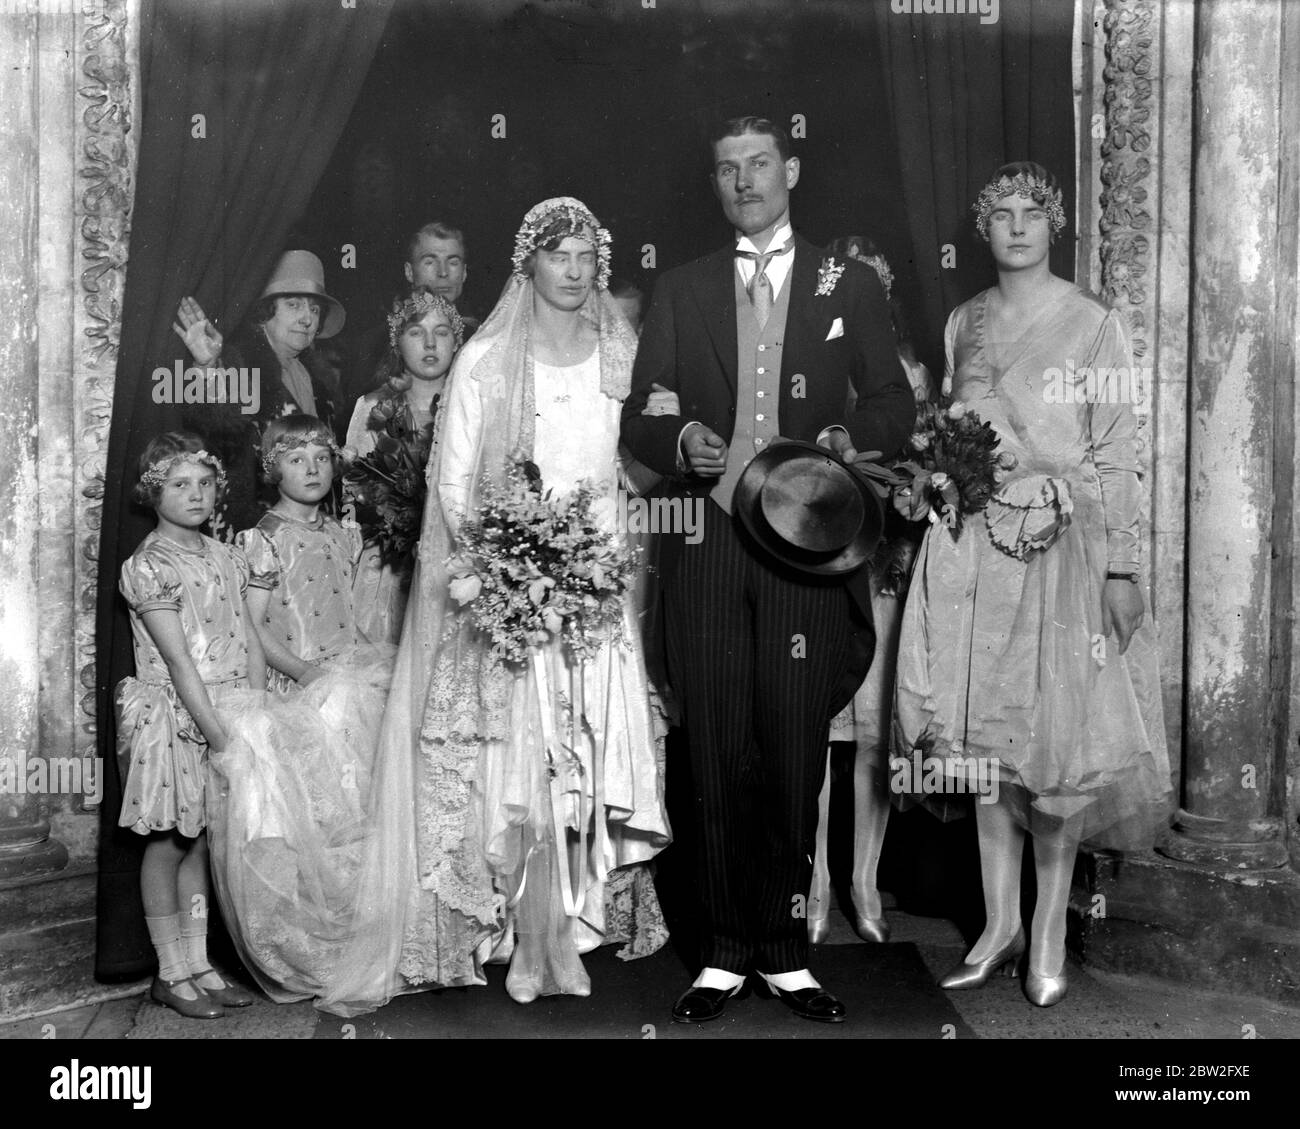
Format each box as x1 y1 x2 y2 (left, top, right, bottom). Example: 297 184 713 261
1023 965 1069 1007
807 916 831 945
938 926 1025 990
853 914 890 944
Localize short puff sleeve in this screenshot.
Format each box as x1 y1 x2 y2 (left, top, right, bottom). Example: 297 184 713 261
235 527 281 591
119 550 184 613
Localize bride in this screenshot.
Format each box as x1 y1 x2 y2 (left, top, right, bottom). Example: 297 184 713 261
331 197 671 1012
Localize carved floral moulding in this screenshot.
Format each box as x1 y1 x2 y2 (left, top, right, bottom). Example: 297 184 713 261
74 0 134 773
1099 0 1155 363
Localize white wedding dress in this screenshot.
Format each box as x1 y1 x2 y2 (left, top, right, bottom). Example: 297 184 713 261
399 345 671 998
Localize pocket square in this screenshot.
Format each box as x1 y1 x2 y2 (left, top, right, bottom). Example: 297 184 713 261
825 317 844 341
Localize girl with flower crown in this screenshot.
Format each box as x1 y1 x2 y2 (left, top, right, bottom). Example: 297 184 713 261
356 197 672 1008
344 288 464 644
202 413 398 1015
116 433 264 1019
893 162 1171 1006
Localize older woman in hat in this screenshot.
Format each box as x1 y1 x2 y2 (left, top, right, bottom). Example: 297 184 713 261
173 250 347 537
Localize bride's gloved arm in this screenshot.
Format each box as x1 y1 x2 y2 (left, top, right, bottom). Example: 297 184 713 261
436 370 484 540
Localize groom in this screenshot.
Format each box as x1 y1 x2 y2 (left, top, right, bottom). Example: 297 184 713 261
621 116 914 1023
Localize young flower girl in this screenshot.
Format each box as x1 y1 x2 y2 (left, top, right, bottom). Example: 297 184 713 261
205 414 395 1012
116 433 263 1018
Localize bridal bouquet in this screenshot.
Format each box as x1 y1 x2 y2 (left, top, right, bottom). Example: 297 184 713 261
892 399 1014 539
342 396 436 564
446 460 634 665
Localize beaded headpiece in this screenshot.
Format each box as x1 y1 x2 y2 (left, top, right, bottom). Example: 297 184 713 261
139 450 227 494
510 196 612 290
973 170 1067 241
260 427 340 477
387 289 466 349
861 253 894 300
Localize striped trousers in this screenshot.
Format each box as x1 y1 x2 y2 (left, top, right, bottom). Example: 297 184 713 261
664 499 856 973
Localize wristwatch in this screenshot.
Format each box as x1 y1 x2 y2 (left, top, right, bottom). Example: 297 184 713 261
1106 570 1139 584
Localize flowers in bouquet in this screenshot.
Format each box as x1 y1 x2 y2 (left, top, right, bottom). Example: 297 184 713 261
892 399 1015 538
342 394 435 564
446 460 634 665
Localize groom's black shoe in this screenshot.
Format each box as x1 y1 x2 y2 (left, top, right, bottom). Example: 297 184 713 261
671 981 751 1024
754 978 847 1023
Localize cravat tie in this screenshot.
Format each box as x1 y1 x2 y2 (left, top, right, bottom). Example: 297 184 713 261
736 241 793 329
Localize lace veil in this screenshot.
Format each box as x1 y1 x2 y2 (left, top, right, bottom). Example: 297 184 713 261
318 201 637 1013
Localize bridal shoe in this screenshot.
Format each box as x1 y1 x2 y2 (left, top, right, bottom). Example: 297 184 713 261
938 926 1025 990
506 979 539 1004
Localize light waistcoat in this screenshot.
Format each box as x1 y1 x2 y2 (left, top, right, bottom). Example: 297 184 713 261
712 266 793 514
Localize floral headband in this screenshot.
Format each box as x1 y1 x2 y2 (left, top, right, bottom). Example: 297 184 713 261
261 430 340 477
387 289 465 349
973 171 1067 241
139 450 227 493
510 196 612 290
861 253 894 300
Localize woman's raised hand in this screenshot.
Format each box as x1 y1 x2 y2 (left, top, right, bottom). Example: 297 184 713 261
173 296 223 366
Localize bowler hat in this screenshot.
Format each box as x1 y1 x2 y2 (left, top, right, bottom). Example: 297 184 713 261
734 440 883 576
260 250 346 338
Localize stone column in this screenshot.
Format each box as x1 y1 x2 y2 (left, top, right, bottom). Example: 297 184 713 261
1159 0 1289 869
0 5 68 881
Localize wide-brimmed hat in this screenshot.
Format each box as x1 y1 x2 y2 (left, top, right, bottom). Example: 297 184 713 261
734 440 884 576
259 250 346 338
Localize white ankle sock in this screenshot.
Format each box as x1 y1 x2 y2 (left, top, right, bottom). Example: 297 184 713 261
693 967 746 992
180 907 210 970
760 968 820 992
145 914 190 983
180 904 225 988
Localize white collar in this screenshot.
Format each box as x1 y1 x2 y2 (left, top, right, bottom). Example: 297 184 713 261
735 220 794 257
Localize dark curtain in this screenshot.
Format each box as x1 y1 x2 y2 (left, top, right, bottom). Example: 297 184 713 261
871 0 1077 376
94 0 394 980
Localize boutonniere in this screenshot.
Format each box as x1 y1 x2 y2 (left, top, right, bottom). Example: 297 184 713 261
815 257 845 297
